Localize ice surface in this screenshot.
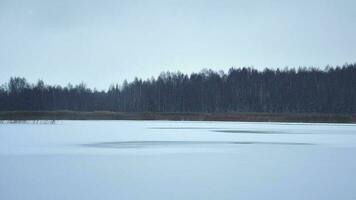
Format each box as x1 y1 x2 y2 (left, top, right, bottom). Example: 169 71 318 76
1 121 356 200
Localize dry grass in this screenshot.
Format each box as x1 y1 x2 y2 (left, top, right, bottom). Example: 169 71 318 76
0 111 354 123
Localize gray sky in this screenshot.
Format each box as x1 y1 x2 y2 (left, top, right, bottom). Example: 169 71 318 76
1 0 355 89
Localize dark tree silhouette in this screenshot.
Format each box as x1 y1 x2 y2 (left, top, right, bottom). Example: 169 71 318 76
0 64 355 114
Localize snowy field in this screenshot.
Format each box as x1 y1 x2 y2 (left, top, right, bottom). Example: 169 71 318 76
1 120 356 200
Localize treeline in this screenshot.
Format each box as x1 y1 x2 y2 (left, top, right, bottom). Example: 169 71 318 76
0 64 355 114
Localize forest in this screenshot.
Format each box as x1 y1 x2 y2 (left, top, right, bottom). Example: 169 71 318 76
0 64 355 114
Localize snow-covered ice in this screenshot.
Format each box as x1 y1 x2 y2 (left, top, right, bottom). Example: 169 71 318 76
1 120 356 200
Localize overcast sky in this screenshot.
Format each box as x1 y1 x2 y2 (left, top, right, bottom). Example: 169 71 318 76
0 0 355 89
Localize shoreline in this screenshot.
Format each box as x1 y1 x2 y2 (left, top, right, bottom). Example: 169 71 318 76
0 111 355 123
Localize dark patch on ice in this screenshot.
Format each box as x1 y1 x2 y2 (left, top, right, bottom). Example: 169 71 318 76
212 130 306 134
150 127 298 134
83 141 313 149
213 130 278 134
150 127 282 134
214 130 356 135
150 127 223 130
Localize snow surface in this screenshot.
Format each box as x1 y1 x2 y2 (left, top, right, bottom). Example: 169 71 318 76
1 121 356 200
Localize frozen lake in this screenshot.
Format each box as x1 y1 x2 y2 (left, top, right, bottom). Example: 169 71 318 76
1 120 356 200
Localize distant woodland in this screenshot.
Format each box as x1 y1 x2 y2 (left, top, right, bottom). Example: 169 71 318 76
1 64 355 114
